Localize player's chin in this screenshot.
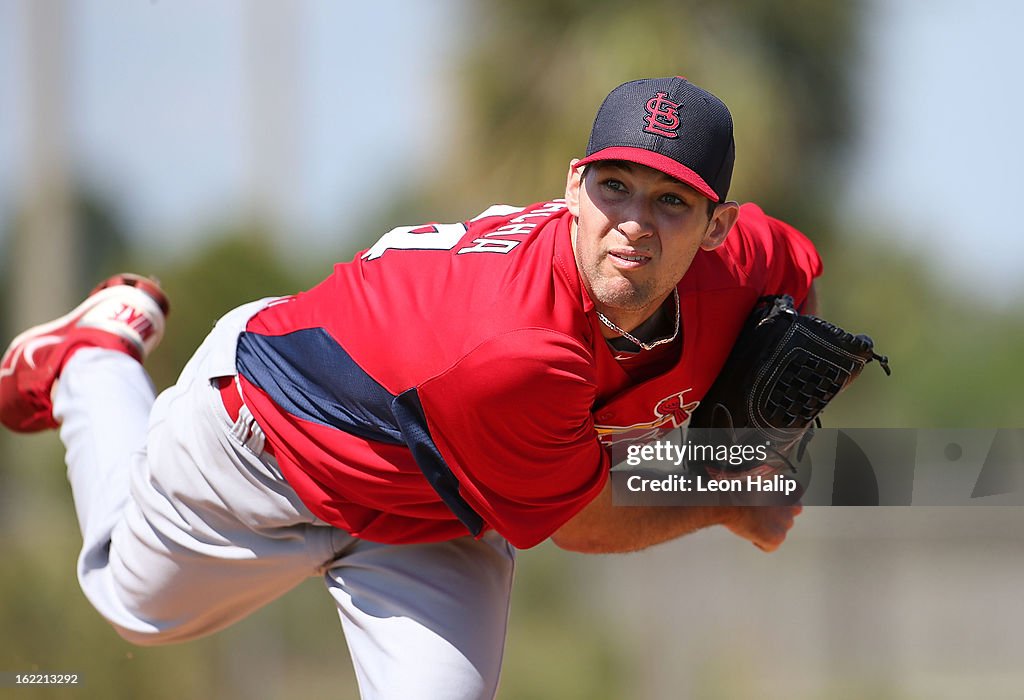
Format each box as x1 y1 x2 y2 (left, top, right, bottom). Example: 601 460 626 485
591 277 656 311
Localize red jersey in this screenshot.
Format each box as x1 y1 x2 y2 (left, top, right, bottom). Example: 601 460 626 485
235 200 821 548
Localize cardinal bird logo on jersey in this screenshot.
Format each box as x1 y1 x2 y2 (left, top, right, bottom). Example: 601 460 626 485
594 389 699 447
643 92 682 138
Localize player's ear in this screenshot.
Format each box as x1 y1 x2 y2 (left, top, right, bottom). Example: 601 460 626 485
700 201 739 251
565 159 583 217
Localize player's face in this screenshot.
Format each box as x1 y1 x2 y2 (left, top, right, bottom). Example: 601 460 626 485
566 160 738 330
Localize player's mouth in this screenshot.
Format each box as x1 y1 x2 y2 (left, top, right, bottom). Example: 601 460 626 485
607 249 651 269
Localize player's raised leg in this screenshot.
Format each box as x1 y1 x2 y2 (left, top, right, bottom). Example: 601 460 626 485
325 532 515 700
69 326 342 644
1 275 167 548
1 282 341 644
1 275 170 629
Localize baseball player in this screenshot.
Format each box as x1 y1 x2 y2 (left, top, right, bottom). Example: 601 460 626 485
0 77 817 699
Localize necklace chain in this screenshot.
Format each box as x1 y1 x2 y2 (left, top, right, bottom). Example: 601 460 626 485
596 288 680 351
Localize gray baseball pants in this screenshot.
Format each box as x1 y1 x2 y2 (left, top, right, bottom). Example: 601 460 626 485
53 301 515 700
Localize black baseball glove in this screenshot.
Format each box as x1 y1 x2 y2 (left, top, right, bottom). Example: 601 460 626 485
686 295 890 478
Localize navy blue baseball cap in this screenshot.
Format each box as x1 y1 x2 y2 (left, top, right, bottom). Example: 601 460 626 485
575 77 735 202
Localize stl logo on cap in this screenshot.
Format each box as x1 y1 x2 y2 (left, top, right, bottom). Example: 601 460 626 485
643 92 682 138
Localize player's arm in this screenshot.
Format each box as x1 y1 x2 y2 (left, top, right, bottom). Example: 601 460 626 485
549 481 801 554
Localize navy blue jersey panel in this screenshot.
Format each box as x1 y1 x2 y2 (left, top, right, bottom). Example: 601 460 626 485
237 328 484 532
392 389 485 536
236 329 404 444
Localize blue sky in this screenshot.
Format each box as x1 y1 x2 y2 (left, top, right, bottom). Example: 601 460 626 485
1 0 1022 300
844 0 1024 300
0 0 458 250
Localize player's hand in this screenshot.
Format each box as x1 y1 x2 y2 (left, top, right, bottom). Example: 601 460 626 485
721 503 803 552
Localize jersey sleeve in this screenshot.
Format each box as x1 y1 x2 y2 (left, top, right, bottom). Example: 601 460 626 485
725 203 823 308
415 328 608 549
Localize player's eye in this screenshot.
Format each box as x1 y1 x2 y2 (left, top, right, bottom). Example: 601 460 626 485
600 178 627 193
659 193 687 207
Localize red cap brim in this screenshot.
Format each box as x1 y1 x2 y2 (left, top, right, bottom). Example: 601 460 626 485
575 146 720 202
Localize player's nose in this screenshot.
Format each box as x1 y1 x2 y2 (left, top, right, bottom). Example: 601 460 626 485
616 206 655 241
